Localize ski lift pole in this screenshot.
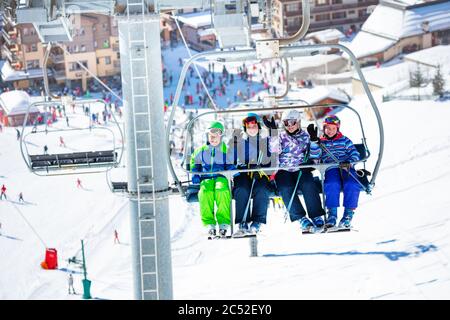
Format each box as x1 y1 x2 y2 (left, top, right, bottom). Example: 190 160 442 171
81 239 92 299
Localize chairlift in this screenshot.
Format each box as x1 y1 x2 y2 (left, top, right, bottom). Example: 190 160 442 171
20 99 124 176
166 43 384 197
178 103 370 201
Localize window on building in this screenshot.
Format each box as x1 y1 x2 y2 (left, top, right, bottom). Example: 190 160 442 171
79 27 85 36
349 10 355 14
332 11 346 20
80 45 86 52
22 27 29 36
96 58 99 64
332 0 342 4
315 13 330 21
102 23 108 31
316 0 329 6
287 17 300 28
70 61 88 71
117 52 120 59
26 59 39 69
105 56 111 65
31 44 37 52
286 3 299 12
94 41 98 48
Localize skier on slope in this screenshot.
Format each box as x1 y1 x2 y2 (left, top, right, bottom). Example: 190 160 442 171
68 273 76 295
0 184 6 200
308 115 361 228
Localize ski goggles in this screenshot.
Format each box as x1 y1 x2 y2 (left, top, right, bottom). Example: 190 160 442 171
208 128 223 136
243 116 258 126
283 119 298 127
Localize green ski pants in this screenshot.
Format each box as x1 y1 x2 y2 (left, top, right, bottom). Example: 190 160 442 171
198 176 231 226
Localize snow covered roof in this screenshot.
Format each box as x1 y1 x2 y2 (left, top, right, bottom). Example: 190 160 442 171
0 90 39 116
362 1 450 41
283 87 350 105
176 11 212 29
0 60 52 82
353 44 450 88
306 29 345 43
344 31 396 59
404 45 450 68
198 28 215 37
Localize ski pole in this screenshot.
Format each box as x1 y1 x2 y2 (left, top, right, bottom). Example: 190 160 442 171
241 151 264 225
318 142 370 194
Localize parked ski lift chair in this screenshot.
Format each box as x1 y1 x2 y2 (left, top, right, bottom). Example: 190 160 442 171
20 99 124 176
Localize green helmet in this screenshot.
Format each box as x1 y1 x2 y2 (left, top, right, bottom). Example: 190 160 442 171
208 121 224 133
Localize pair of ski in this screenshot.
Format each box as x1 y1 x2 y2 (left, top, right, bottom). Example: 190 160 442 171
302 226 353 235
208 233 257 240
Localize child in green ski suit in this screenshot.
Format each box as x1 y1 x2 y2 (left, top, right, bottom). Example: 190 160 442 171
190 121 235 237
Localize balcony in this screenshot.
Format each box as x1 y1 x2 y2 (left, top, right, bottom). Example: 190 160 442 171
112 43 119 52
312 0 379 14
50 52 65 64
2 44 21 63
52 68 67 81
2 28 20 45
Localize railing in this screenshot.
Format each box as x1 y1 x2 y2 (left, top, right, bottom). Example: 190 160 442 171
312 0 379 14
51 68 66 80
2 44 20 62
50 53 65 64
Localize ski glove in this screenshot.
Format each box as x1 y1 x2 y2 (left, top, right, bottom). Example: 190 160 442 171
307 124 319 142
339 162 352 171
263 115 277 130
192 174 201 185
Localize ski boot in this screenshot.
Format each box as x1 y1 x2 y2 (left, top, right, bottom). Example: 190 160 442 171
218 224 229 238
299 216 314 233
338 209 354 229
312 216 325 233
249 222 262 234
207 226 217 240
233 222 249 238
312 216 324 228
325 208 338 228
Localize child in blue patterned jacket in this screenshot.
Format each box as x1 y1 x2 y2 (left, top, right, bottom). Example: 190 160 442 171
308 115 361 228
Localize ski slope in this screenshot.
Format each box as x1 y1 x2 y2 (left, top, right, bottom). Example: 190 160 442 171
1 94 450 299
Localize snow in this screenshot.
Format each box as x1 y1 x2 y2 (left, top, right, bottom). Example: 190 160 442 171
404 45 450 70
0 90 38 116
176 11 212 29
281 86 350 105
362 1 450 40
306 29 345 43
346 0 450 59
345 31 396 59
0 60 52 82
2 42 450 300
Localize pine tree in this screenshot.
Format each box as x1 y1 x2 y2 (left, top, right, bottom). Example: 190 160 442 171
410 64 426 101
432 65 445 97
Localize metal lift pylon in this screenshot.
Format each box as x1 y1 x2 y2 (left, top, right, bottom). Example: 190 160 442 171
118 1 173 300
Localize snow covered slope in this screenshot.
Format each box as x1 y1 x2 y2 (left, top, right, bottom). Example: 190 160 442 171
2 95 450 299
